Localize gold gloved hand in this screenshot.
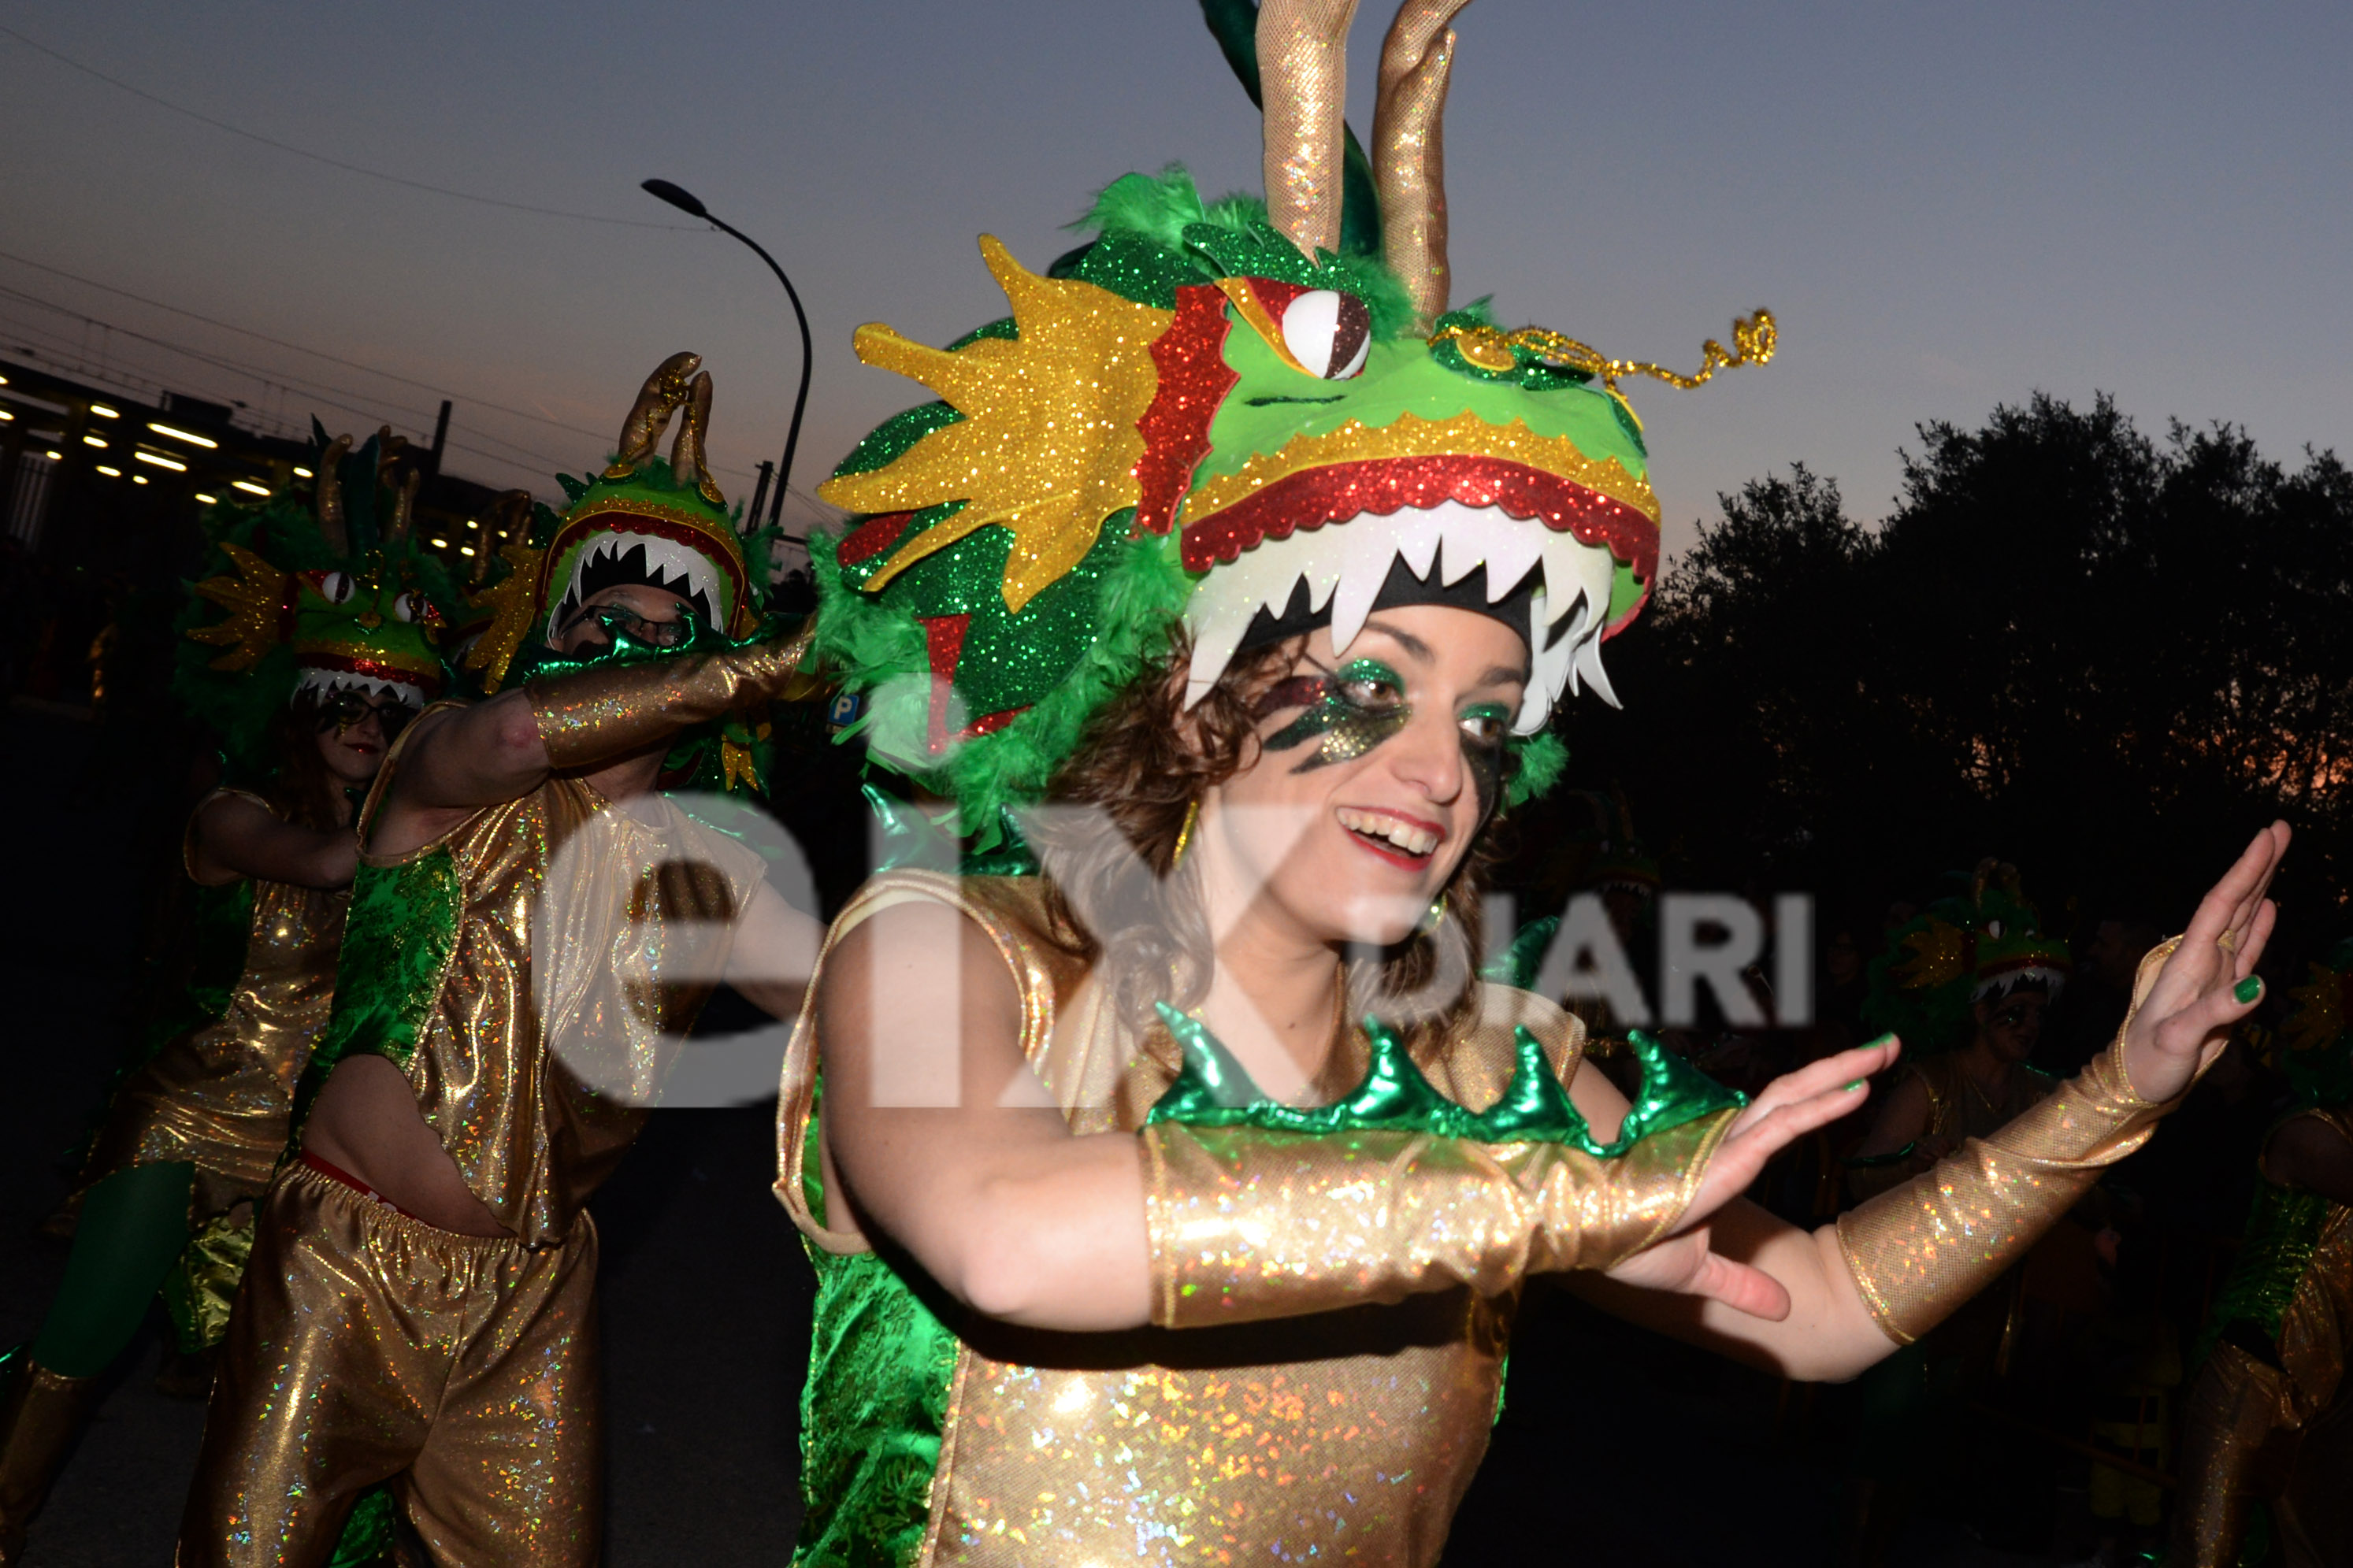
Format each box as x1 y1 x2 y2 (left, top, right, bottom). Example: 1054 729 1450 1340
530 618 819 769
1144 1110 1738 1330
1838 937 2188 1346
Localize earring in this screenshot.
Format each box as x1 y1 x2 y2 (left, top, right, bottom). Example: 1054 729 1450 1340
1171 799 1200 868
1419 893 1449 936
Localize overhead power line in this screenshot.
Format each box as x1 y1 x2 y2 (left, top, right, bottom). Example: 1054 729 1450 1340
0 23 698 231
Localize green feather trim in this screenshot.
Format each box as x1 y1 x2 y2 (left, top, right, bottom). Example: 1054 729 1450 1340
1506 729 1568 807
1071 166 1416 339
812 524 1191 840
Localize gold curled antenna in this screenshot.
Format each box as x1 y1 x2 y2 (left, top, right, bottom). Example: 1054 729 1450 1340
668 369 726 509
1256 0 1361 258
375 427 411 479
1429 310 1778 391
386 466 419 545
314 433 353 554
605 351 702 480
1372 0 1474 329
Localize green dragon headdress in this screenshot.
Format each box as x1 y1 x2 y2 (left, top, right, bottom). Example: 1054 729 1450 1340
1864 860 2073 1053
813 0 1774 831
178 424 456 772
462 352 779 695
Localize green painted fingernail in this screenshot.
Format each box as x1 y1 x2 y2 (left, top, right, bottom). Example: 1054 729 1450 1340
2236 977 2262 1004
1844 1079 1866 1092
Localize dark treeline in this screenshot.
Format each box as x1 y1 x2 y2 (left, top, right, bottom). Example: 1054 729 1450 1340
1539 393 2353 936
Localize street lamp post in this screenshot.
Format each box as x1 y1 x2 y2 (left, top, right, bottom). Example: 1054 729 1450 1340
641 179 813 535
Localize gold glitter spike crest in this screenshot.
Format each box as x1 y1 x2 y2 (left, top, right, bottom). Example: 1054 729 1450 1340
816 236 1171 614
186 540 291 671
1431 310 1779 391
460 539 547 695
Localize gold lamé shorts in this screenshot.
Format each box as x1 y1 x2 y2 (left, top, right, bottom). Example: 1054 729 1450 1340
177 1158 602 1568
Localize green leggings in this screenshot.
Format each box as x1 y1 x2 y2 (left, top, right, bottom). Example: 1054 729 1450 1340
32 1161 195 1379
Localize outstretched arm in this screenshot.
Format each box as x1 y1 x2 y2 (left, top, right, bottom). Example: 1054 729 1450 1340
188 792 360 890
818 899 1892 1335
1581 822 2292 1380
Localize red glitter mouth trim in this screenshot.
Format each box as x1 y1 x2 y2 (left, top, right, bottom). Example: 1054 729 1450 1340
1179 454 1659 593
294 650 442 695
1132 284 1238 539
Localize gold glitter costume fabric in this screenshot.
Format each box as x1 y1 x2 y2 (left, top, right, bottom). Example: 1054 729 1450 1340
178 1159 599 1568
529 620 820 770
1846 1053 2056 1203
345 717 768 1244
2172 1110 2353 1567
1145 1110 1731 1329
1838 939 2187 1347
80 790 348 1221
778 869 1656 1567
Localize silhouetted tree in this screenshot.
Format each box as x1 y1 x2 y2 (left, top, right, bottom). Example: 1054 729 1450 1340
1545 395 2353 924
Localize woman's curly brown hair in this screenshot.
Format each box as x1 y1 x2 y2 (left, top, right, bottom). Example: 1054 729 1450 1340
1028 626 1493 1067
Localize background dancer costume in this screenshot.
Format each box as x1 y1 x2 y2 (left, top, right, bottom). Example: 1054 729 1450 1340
772 5 2218 1564
0 433 449 1568
2172 940 2353 1566
178 360 815 1568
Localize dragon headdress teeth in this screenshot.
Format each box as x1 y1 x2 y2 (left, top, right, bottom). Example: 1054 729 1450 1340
177 424 458 773
463 353 782 694
810 0 1776 828
536 350 762 641
1864 860 2073 1052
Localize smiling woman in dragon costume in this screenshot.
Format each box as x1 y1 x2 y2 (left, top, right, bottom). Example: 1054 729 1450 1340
0 428 450 1568
773 4 2291 1565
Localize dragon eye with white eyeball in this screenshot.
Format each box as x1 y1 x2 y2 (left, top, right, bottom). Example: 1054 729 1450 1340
319 571 354 605
1279 289 1372 380
391 593 418 623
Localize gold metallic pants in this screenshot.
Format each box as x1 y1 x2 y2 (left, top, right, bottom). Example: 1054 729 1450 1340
2172 1341 2295 1568
177 1162 600 1568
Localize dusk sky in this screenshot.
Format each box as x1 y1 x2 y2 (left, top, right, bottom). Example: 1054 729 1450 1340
4 1 2347 555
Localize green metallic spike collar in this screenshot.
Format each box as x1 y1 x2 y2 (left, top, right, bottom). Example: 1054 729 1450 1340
1146 1004 1743 1158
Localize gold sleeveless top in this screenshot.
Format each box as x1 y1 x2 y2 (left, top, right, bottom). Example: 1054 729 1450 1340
84 789 349 1217
775 869 1587 1567
325 710 770 1244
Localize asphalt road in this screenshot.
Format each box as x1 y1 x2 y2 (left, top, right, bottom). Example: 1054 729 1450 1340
0 705 2078 1566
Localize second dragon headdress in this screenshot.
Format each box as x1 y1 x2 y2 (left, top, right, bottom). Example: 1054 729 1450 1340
813 0 1776 835
1864 860 2073 1054
177 424 455 774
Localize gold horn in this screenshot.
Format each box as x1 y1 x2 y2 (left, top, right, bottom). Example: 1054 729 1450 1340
1256 0 1362 258
669 369 726 509
1373 0 1473 329
604 351 702 480
386 466 419 545
314 434 352 555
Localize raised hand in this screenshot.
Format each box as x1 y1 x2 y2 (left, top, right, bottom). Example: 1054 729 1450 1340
1601 1035 1902 1318
2118 821 2291 1104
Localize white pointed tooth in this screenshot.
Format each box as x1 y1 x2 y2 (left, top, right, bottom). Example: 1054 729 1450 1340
1329 519 1406 655
1185 609 1252 709
1394 510 1442 584
1575 634 1620 709
1475 522 1542 599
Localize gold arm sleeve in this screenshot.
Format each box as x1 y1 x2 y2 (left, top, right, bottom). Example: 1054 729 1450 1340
1837 936 2187 1346
530 619 819 769
1142 1108 1739 1330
